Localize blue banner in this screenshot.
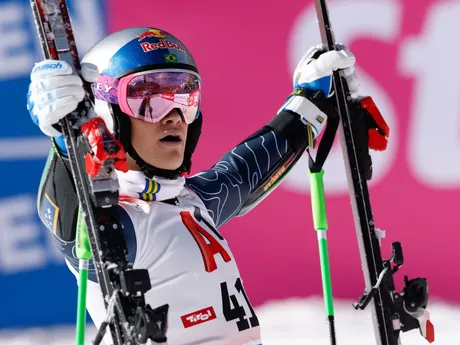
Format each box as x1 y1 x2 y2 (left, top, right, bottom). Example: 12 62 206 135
0 0 107 328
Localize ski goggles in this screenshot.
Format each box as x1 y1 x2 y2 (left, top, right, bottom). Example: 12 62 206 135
117 69 201 124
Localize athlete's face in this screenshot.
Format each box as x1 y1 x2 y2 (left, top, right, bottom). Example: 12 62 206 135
128 109 188 171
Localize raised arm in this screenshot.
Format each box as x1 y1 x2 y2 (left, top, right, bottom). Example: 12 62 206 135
186 44 359 228
186 111 313 228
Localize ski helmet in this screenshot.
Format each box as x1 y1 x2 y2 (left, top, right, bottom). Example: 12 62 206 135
81 27 202 179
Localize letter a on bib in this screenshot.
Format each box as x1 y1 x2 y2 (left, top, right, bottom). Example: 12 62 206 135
180 211 231 272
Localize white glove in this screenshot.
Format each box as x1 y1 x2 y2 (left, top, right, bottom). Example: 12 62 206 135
27 59 86 137
293 43 359 95
280 44 358 138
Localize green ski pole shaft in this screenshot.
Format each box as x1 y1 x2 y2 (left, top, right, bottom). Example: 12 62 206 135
76 260 89 345
76 210 92 345
309 169 336 345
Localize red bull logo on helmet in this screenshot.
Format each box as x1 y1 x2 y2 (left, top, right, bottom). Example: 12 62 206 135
138 29 168 41
141 39 185 53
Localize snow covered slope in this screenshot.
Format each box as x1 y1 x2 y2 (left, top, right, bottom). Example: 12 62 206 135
0 297 456 344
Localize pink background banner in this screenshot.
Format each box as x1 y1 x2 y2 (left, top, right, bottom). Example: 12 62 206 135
109 0 460 306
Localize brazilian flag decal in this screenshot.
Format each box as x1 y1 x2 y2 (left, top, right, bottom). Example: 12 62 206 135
164 54 178 63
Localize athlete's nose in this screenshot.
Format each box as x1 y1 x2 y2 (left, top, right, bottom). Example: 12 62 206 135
162 109 184 125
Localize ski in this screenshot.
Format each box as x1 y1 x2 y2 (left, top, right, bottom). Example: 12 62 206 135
30 1 168 344
313 1 434 344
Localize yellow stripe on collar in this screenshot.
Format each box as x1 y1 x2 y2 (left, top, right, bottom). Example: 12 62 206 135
140 180 160 201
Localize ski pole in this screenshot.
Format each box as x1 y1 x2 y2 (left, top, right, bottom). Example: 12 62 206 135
76 210 92 345
309 169 336 345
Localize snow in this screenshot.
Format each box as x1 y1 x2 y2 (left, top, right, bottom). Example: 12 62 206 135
257 297 454 345
0 297 456 345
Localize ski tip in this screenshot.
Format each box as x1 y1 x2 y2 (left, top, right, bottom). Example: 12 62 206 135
425 319 435 343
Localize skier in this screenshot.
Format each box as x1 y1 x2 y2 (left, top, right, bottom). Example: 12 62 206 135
138 91 154 119
27 27 363 345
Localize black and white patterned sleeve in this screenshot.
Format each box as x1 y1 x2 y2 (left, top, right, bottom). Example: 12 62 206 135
186 111 310 228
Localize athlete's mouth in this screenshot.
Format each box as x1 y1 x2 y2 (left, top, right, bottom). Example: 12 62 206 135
160 135 183 142
159 127 185 143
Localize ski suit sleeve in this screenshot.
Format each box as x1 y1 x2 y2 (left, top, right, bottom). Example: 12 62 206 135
36 141 136 282
185 110 311 228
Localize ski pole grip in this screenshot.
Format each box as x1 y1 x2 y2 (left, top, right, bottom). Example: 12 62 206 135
308 169 328 231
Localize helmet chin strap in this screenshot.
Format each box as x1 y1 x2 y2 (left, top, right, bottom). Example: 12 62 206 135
126 142 191 180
